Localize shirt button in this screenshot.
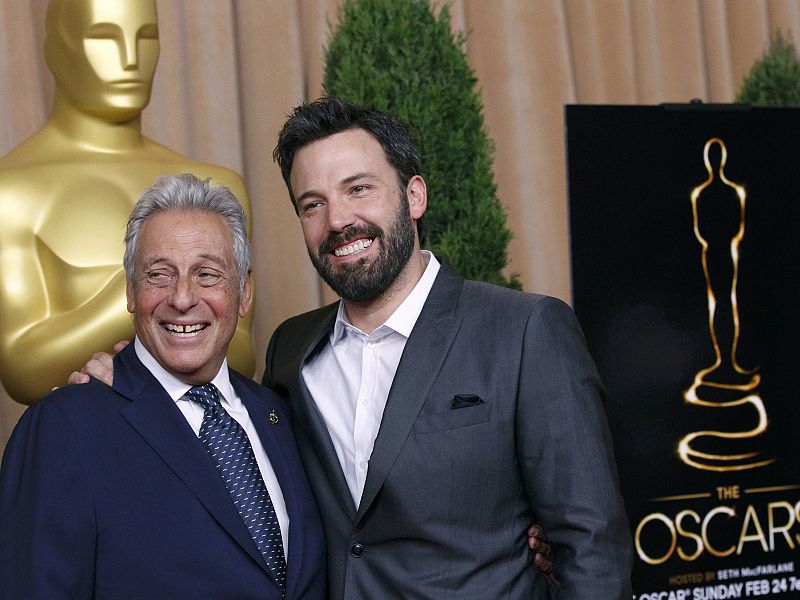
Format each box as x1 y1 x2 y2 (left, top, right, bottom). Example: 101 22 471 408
359 460 367 470
350 543 364 557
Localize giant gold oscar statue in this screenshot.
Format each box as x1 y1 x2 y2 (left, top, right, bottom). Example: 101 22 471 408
0 0 255 406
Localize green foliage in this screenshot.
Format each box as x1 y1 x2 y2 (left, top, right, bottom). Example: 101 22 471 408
738 32 800 107
324 0 521 288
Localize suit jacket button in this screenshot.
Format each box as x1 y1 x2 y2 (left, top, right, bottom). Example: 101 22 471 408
350 543 364 557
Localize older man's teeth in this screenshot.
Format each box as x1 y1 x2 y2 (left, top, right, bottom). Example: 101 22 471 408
164 323 205 337
334 238 373 257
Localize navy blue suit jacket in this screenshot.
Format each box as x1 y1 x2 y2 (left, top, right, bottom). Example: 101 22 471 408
0 344 325 599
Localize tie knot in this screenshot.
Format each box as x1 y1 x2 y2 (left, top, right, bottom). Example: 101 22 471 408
185 383 222 411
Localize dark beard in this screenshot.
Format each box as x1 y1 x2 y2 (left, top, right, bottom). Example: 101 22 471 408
309 197 415 303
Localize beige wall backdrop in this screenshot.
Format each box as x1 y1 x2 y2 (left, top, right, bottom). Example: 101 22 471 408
2 0 799 455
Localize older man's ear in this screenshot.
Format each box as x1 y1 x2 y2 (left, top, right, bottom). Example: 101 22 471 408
238 269 254 318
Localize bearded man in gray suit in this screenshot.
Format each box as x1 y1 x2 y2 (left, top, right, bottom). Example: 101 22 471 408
263 96 633 599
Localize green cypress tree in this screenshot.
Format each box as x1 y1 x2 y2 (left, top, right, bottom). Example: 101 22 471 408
738 32 800 107
324 0 521 288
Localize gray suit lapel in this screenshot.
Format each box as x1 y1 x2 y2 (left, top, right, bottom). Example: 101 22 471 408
289 306 359 519
356 264 465 520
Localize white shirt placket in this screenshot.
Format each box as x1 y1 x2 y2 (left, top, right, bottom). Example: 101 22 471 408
353 335 380 502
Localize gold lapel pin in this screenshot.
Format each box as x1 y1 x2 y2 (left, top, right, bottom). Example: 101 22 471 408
269 410 279 425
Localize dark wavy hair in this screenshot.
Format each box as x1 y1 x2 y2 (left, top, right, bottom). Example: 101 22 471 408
274 96 422 212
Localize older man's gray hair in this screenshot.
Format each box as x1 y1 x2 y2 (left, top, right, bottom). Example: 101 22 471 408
123 173 251 293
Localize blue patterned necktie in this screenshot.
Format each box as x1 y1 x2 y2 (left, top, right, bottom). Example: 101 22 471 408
186 383 287 593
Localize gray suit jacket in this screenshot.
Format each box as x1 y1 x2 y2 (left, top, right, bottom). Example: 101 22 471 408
264 262 633 599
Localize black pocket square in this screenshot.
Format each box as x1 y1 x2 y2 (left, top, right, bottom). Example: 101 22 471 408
451 394 484 409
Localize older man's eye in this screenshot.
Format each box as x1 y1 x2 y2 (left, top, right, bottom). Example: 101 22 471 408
145 271 172 286
196 271 223 287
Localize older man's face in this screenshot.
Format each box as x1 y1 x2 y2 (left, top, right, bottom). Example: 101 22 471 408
126 210 251 384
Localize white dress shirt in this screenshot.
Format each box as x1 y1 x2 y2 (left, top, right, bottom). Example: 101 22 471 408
303 251 440 507
133 338 289 555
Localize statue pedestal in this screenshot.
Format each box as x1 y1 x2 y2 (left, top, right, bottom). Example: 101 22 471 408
678 375 772 472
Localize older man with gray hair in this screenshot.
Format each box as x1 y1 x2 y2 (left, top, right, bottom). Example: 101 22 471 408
0 174 325 600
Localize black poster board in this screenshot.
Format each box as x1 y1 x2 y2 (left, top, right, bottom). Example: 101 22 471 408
567 105 800 599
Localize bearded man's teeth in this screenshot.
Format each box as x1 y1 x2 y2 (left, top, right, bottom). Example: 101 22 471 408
334 238 373 257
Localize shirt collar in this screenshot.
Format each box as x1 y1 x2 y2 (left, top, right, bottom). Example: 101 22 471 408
133 337 234 404
331 250 440 341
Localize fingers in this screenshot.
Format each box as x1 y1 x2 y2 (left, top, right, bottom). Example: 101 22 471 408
533 549 552 572
534 551 561 588
527 523 548 542
93 351 115 371
66 345 121 387
77 352 115 386
67 371 90 385
529 536 551 557
528 522 560 588
527 524 552 557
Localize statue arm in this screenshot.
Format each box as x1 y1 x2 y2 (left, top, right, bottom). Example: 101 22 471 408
0 264 132 405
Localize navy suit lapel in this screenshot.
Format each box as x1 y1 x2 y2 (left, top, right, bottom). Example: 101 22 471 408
112 345 274 580
357 264 465 521
233 373 306 598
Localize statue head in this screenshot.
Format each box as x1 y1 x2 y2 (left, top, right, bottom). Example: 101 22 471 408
45 0 159 122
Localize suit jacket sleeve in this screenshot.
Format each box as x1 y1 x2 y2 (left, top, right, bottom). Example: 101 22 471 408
517 297 633 598
0 396 96 599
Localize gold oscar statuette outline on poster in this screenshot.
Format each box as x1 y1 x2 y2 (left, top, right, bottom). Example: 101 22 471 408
677 137 773 472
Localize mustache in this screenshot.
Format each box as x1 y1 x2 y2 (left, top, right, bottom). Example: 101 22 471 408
318 225 383 256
